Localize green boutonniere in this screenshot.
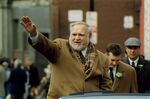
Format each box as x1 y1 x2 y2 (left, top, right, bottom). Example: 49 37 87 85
138 64 144 71
115 72 123 79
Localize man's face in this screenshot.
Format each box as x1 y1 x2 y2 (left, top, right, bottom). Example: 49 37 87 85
69 24 90 51
107 52 121 67
125 46 140 60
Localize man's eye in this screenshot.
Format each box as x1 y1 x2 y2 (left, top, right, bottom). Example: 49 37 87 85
72 34 76 36
79 34 85 36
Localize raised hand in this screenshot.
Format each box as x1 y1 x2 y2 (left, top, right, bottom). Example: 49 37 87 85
20 16 37 36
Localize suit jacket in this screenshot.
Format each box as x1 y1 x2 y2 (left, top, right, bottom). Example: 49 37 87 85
112 61 138 93
29 33 112 99
122 56 150 93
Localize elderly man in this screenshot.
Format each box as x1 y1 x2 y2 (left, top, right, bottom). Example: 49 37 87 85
122 37 150 93
20 16 112 99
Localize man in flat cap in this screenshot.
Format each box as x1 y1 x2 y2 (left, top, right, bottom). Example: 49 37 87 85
122 37 150 93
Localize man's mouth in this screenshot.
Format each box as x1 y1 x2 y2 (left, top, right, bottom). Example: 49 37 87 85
74 42 81 44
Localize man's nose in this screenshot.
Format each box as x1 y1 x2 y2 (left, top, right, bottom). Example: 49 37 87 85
113 61 117 65
75 35 80 39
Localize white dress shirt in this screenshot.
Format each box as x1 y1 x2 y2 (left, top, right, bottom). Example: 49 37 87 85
128 57 139 67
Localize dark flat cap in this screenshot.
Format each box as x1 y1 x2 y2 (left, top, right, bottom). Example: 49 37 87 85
124 37 140 46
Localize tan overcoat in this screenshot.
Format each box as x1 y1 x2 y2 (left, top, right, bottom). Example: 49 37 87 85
112 61 138 93
30 33 112 99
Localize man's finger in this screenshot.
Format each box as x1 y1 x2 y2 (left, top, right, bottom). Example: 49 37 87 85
20 16 31 24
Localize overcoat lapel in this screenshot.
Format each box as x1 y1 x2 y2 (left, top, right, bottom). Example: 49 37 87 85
112 62 125 90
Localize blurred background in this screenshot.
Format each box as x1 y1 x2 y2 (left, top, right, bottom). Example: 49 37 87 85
0 0 149 87
1 0 150 98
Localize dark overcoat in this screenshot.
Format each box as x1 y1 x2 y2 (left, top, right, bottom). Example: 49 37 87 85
122 56 150 93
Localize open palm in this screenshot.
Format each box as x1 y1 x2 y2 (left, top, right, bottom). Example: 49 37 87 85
20 16 37 36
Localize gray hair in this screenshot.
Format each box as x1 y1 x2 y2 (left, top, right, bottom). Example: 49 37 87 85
70 21 92 34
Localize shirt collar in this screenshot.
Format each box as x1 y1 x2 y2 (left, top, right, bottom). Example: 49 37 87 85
81 48 87 57
128 57 139 67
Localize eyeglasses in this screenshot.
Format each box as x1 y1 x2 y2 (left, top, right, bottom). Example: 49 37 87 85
127 46 139 49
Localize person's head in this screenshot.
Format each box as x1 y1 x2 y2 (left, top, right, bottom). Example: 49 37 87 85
0 57 10 69
14 58 22 68
69 21 92 51
105 44 122 67
124 37 140 60
24 56 33 68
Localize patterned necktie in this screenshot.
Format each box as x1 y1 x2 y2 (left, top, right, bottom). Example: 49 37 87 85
109 67 114 81
79 51 91 75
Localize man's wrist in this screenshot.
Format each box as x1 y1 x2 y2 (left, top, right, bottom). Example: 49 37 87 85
30 30 38 37
29 30 39 45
